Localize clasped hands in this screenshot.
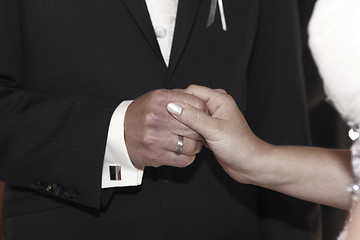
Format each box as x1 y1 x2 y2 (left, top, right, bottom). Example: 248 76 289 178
124 85 266 184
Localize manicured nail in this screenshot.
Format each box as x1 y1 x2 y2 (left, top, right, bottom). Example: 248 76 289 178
167 103 182 116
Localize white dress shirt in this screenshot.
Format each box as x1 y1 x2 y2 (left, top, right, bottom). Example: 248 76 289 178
102 0 179 188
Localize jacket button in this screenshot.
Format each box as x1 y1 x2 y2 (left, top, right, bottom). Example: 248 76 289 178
51 183 62 196
64 189 78 199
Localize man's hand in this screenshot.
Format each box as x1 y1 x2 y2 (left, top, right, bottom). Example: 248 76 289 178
124 89 205 168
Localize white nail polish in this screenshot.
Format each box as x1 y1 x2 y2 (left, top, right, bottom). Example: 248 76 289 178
167 103 182 116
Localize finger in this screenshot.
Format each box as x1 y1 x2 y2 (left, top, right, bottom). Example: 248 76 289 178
169 122 204 141
163 153 197 168
183 85 228 115
184 85 224 101
167 102 220 140
168 89 208 113
172 89 185 92
214 88 227 94
165 135 203 156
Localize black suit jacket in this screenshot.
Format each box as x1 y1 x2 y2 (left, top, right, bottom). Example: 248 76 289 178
0 0 320 239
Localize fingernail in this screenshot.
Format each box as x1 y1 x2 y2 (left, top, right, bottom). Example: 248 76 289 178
167 103 182 116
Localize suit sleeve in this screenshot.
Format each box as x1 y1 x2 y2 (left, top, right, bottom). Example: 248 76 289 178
0 0 120 209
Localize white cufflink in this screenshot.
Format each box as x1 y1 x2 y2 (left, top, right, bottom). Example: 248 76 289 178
109 165 121 180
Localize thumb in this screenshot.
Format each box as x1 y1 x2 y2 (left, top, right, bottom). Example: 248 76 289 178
167 102 219 139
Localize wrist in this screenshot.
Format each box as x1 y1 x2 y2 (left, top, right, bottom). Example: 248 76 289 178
240 140 275 186
221 136 271 185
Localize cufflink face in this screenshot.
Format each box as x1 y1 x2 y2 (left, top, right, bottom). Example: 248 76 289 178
110 165 121 180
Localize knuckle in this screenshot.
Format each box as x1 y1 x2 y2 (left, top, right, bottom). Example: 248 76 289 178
142 129 157 146
145 111 160 128
177 158 192 168
197 99 206 111
194 142 203 154
186 84 196 92
150 89 169 105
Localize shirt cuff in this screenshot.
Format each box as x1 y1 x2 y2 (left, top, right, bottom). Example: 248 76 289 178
102 100 144 188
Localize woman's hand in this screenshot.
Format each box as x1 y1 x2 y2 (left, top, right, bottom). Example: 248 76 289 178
167 85 269 184
167 85 353 210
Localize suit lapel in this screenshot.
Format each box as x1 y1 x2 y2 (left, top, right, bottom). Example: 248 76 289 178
122 0 165 65
168 0 203 74
122 0 202 71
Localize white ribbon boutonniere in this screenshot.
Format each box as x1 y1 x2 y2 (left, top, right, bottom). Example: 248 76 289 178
207 0 227 31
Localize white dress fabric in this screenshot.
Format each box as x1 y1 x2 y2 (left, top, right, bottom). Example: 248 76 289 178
308 0 360 126
308 1 360 239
